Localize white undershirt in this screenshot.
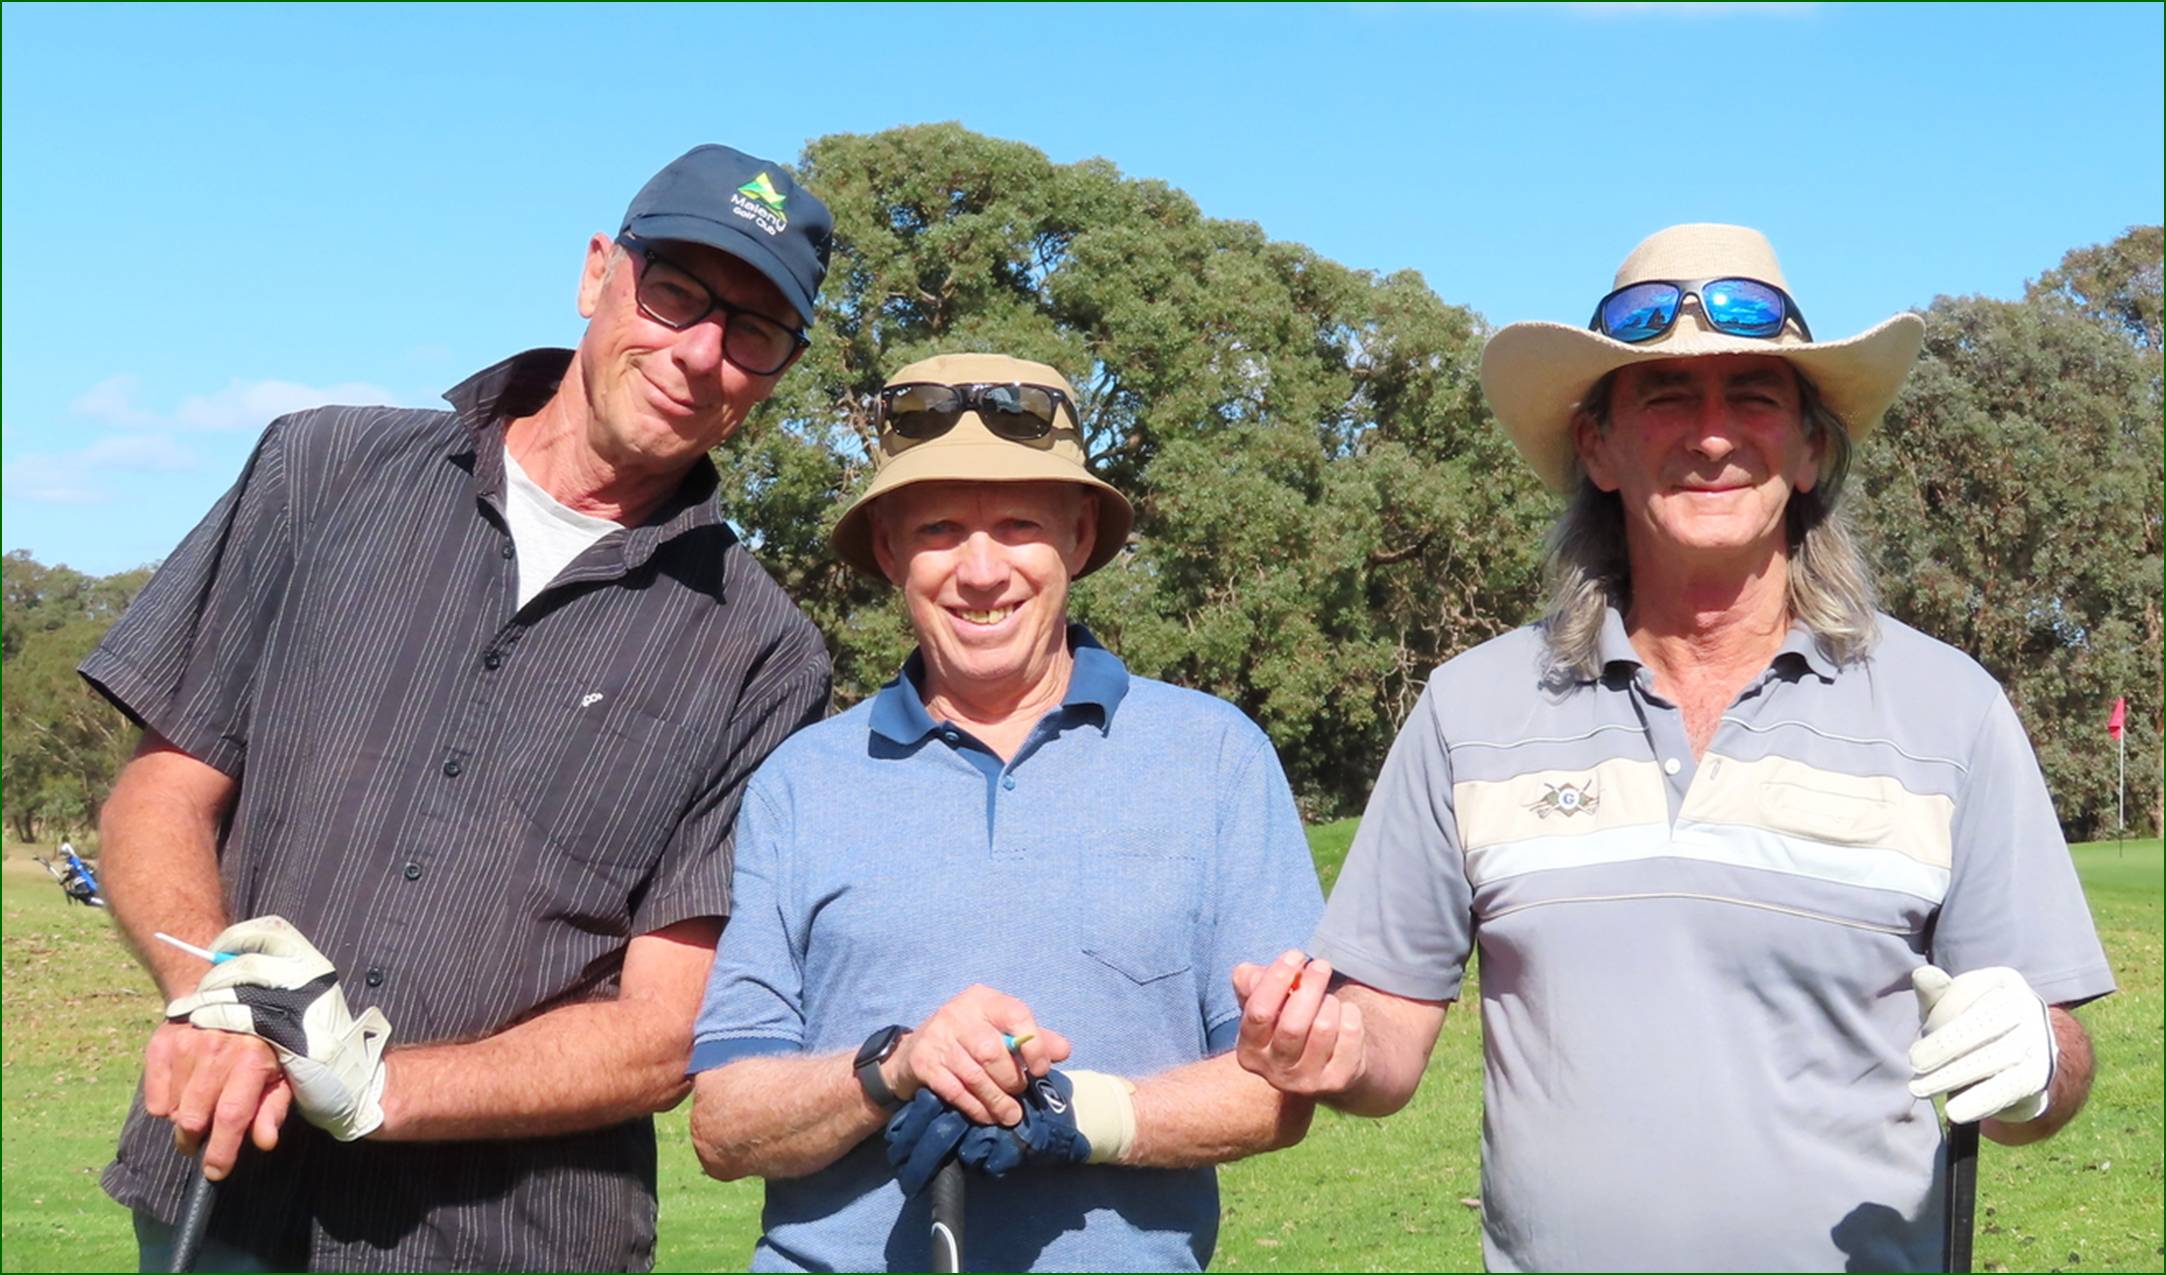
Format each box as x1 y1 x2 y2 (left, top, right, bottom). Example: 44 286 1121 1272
502 444 621 607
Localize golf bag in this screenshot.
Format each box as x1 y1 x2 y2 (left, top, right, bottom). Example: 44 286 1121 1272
38 844 105 907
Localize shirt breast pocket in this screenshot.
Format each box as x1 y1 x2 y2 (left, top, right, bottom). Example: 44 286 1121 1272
508 681 699 870
1080 851 1200 986
1760 780 1896 846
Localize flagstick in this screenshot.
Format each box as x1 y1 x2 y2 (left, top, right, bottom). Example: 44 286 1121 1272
2117 729 2126 858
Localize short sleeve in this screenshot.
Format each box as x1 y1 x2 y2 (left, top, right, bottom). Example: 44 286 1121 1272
1932 690 2116 1008
1200 731 1326 1053
632 647 829 935
1309 685 1474 1001
689 779 809 1072
77 419 298 777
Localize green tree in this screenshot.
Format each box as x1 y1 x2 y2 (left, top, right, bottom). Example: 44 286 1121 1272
715 124 1553 814
2 552 153 842
1854 227 2164 837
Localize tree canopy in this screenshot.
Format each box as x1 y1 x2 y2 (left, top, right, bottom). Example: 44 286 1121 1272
4 127 2156 839
1 551 151 842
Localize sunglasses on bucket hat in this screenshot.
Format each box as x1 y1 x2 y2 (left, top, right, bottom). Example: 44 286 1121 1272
1590 276 1814 345
878 381 1078 442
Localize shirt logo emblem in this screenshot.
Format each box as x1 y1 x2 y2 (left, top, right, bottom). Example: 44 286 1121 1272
1526 779 1599 819
580 693 605 709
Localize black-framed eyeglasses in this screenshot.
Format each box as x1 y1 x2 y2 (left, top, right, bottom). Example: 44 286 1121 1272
615 233 809 376
877 381 1078 442
1589 276 1814 345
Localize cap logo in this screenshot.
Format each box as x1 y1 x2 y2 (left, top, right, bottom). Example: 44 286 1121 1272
731 171 789 235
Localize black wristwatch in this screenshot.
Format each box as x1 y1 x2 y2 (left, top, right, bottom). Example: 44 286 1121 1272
854 1024 910 1110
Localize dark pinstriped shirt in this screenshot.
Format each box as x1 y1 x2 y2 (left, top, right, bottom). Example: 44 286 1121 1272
81 349 830 1272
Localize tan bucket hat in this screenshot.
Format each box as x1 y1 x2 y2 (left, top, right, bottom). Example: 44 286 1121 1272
1479 223 1925 491
830 352 1135 580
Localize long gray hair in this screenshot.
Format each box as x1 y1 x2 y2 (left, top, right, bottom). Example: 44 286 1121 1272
1540 367 1880 682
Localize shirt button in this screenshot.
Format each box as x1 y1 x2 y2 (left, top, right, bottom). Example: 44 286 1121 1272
1664 758 1682 775
483 650 502 670
500 542 515 559
1002 775 1017 791
941 730 960 745
365 967 385 988
403 862 423 881
442 758 463 778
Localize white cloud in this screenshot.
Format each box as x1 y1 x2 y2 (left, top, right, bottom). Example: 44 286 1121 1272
172 379 405 431
69 374 407 432
19 370 407 510
70 375 162 428
2 434 201 507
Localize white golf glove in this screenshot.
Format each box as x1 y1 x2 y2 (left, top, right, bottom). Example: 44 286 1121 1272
165 915 393 1142
1908 964 2057 1125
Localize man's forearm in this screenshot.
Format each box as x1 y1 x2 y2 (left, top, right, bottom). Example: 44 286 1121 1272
373 919 721 1142
691 1053 889 1181
100 736 236 999
1985 1006 2095 1147
1321 984 1448 1118
376 996 693 1141
1123 1053 1314 1169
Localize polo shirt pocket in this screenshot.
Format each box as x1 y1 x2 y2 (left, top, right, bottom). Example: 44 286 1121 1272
1760 780 1896 846
1081 851 1199 986
509 680 697 869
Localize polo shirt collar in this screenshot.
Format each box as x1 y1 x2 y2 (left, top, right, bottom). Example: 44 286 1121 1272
440 348 732 573
1591 605 1838 685
869 624 1131 746
1774 623 1840 682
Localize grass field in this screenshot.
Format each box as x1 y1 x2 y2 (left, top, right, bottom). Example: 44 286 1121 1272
4 830 2159 1272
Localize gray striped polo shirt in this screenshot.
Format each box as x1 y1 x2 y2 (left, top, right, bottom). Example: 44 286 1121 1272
82 349 830 1271
1312 607 2113 1272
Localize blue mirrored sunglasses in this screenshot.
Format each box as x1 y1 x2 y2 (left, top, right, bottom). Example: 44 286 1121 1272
1590 277 1813 345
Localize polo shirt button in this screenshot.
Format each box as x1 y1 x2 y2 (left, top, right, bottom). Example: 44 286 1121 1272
483 650 502 670
365 967 385 988
1664 758 1682 775
403 862 423 881
941 730 960 745
442 758 463 778
1002 775 1017 791
500 542 515 559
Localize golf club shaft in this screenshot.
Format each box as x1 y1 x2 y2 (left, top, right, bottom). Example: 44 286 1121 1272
169 1159 218 1273
1944 1120 1980 1273
930 1159 965 1273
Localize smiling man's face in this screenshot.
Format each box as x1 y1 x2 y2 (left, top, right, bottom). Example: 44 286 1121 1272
1576 353 1823 567
872 481 1097 704
571 235 795 475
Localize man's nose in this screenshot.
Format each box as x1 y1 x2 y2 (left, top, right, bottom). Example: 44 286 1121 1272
669 315 727 379
1686 396 1739 459
955 533 1010 592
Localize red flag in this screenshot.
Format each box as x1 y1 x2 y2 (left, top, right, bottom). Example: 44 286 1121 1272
2108 697 2127 740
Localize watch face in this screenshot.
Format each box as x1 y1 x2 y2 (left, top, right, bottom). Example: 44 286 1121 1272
856 1025 902 1069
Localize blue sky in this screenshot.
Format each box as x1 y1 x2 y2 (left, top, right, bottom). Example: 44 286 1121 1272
4 1 2160 574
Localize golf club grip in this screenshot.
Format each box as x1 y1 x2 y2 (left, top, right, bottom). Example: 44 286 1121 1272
1944 1120 1980 1273
170 1165 218 1273
929 1159 965 1273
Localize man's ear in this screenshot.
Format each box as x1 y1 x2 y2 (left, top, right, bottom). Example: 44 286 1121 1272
577 233 615 320
1066 491 1100 575
1793 424 1826 495
1572 410 1619 493
869 500 905 587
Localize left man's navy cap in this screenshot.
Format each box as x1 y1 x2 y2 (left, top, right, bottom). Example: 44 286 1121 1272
619 144 834 327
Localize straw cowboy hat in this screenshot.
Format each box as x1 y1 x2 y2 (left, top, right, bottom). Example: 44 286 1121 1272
1479 223 1926 491
830 352 1135 579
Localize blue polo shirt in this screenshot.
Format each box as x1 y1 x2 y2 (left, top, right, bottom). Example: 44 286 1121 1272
692 628 1322 1272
